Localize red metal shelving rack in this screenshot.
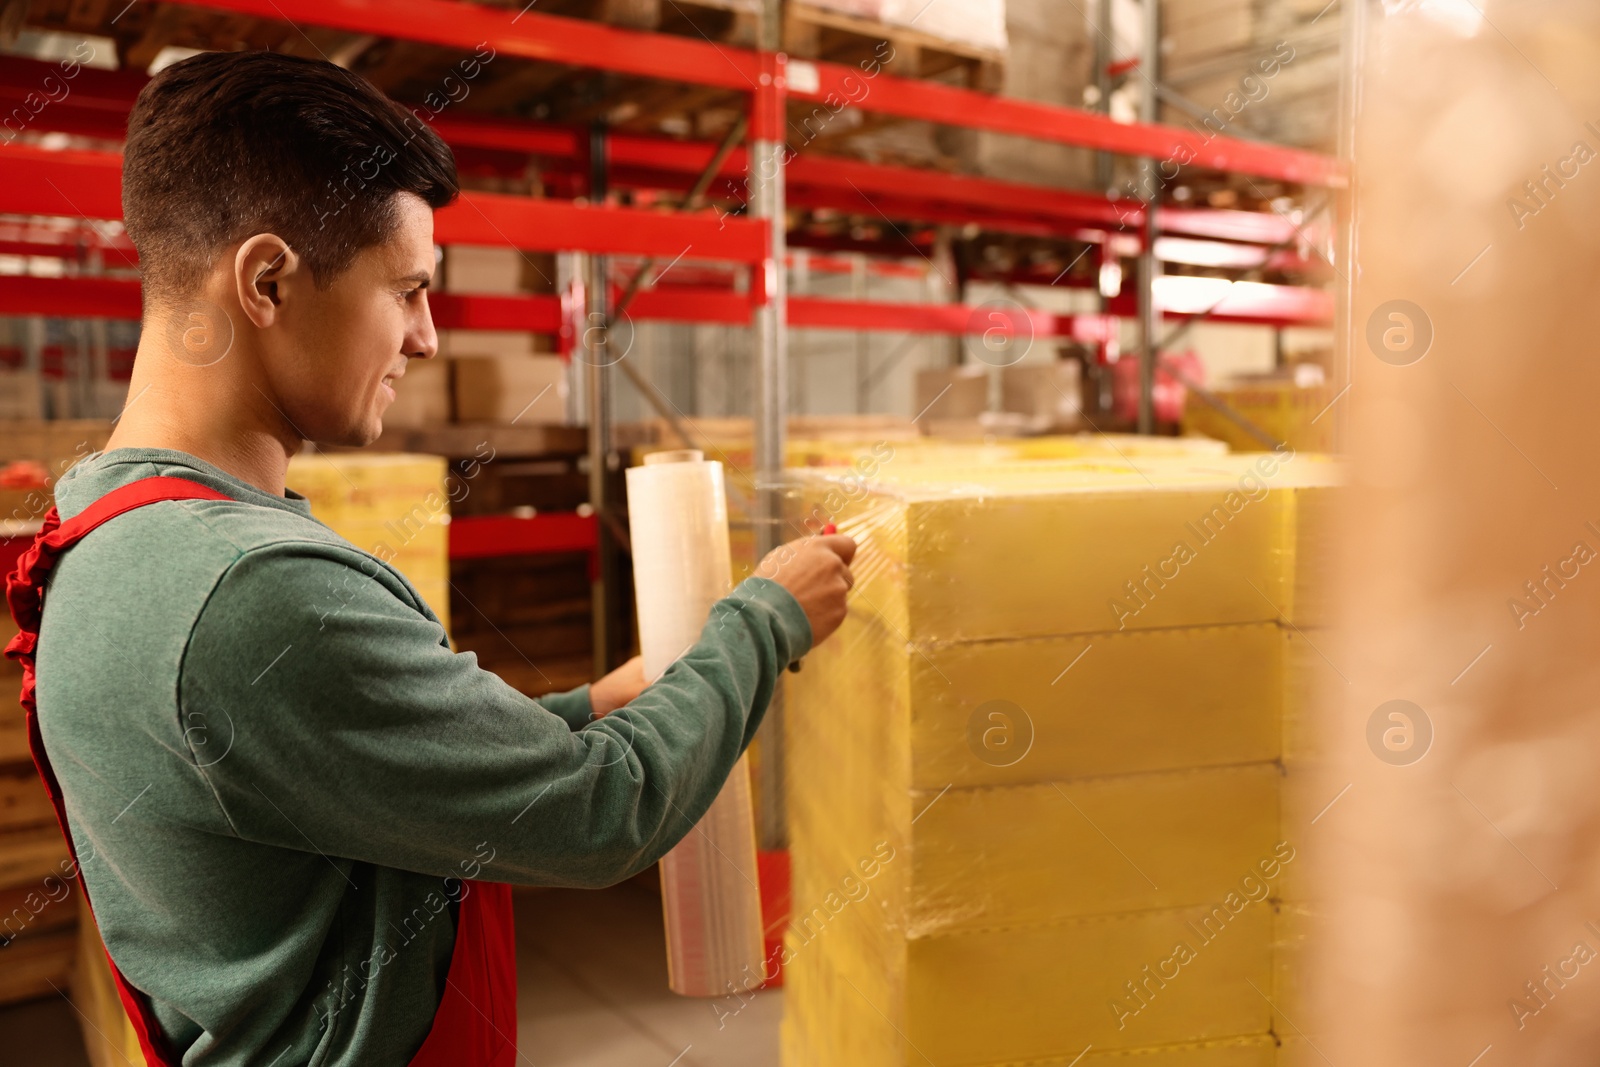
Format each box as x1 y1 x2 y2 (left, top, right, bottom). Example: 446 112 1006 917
0 0 1346 853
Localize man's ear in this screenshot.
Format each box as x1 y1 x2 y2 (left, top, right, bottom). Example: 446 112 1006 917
234 235 300 329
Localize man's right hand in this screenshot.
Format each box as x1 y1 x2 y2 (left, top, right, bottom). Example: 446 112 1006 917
755 533 858 647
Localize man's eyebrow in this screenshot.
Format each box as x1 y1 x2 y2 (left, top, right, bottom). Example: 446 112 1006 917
397 272 432 287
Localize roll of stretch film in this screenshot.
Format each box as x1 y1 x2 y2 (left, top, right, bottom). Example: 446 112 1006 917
625 449 765 997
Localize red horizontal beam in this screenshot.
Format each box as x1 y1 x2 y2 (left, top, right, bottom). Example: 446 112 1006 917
788 297 1117 341
797 61 1345 188
628 287 752 326
0 275 142 319
0 272 1324 333
430 293 562 332
448 512 597 560
1 58 1334 252
163 0 1342 187
171 0 760 90
614 132 1143 229
2 57 1148 238
0 142 767 263
436 194 766 261
0 143 126 218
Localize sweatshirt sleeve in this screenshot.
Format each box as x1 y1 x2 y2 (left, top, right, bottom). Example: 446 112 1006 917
178 541 811 889
537 685 596 731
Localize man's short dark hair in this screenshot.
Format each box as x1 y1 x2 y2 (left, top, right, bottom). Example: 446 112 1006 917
122 50 459 306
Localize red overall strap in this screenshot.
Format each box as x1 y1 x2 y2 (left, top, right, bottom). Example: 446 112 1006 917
5 476 235 1067
5 475 520 1066
406 879 519 1067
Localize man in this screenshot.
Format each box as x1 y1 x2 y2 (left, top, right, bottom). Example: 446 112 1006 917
20 50 854 1064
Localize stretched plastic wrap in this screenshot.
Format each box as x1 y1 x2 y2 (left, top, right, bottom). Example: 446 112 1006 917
632 432 1232 582
625 450 765 997
285 452 452 637
780 453 1339 1066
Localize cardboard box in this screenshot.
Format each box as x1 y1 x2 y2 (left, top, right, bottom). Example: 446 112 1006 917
452 355 568 425
914 360 1082 434
383 358 452 429
441 246 525 295
437 330 551 359
0 371 44 420
44 379 127 420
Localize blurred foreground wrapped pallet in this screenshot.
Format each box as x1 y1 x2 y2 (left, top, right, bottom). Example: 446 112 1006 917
781 454 1338 1067
285 452 453 639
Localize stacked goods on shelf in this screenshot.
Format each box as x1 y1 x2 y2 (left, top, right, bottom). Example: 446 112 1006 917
0 420 112 1008
285 452 453 640
781 453 1339 1067
794 432 1230 470
449 552 596 698
784 0 1007 89
0 421 114 529
383 359 453 429
433 245 568 429
0 370 44 420
450 354 567 425
913 361 1083 437
473 0 760 46
0 607 79 1007
1184 376 1337 455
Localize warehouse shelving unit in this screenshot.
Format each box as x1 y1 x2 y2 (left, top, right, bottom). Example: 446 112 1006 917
0 0 1345 849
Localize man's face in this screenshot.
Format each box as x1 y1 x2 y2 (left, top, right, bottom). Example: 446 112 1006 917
265 192 438 447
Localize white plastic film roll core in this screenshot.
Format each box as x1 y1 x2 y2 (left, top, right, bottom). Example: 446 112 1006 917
626 450 765 997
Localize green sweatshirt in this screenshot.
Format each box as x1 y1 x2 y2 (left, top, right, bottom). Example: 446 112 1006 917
34 447 810 1066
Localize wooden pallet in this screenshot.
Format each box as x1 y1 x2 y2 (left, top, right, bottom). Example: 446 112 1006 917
0 928 76 1005
444 0 761 50
783 0 1005 93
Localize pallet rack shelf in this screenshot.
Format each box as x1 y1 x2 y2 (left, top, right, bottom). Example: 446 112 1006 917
0 0 1346 848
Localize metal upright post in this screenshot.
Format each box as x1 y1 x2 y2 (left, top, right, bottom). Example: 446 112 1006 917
1094 0 1114 193
1136 0 1162 435
1332 0 1366 453
853 253 868 412
750 48 789 850
587 122 620 678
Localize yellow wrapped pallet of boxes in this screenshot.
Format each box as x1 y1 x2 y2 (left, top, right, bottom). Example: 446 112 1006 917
285 452 453 640
1184 379 1337 455
634 433 1234 584
780 453 1339 1067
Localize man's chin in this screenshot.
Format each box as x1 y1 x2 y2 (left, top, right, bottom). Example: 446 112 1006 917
317 417 385 450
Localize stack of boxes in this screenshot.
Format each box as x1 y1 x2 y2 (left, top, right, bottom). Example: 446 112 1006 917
285 452 454 640
0 420 112 1008
1184 378 1337 456
781 452 1336 1067
630 421 1231 582
384 245 567 430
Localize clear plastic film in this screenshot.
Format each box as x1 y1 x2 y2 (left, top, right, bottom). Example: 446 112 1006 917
778 452 1339 1066
625 450 765 998
631 431 1233 582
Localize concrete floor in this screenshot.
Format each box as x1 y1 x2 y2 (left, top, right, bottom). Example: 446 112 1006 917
0 879 782 1067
